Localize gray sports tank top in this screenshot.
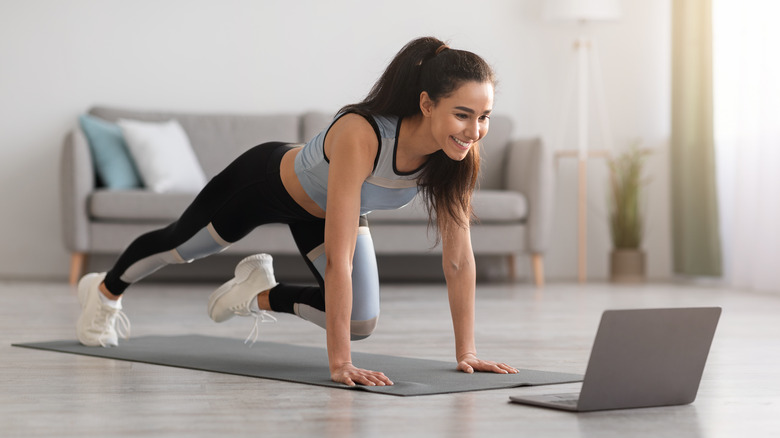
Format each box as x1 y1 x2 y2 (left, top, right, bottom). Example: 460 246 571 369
294 113 423 215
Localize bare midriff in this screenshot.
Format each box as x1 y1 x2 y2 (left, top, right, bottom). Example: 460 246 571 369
279 147 326 219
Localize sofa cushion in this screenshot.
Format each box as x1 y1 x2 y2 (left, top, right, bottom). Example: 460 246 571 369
88 188 527 225
79 114 143 189
473 190 528 222
367 190 527 224
118 119 207 193
89 190 196 221
477 115 512 190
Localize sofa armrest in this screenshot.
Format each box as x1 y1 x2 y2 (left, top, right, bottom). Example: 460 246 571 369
504 138 555 254
60 127 94 252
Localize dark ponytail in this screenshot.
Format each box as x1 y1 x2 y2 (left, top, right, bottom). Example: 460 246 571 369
341 37 496 237
340 36 442 117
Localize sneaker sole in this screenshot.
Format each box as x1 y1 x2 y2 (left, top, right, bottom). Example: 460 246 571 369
207 254 277 322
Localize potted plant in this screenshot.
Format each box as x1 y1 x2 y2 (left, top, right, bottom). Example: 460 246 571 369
607 143 650 283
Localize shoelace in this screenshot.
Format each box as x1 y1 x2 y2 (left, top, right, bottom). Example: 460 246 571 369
244 310 277 346
93 306 132 347
114 310 131 340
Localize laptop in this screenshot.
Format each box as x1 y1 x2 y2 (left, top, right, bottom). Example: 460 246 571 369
509 307 721 412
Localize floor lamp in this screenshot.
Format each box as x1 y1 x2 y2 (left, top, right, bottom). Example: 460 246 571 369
545 0 621 283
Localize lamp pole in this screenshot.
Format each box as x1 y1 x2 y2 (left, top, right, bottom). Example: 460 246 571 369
545 0 621 283
577 36 590 283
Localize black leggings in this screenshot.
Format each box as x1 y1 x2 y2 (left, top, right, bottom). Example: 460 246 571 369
103 142 381 338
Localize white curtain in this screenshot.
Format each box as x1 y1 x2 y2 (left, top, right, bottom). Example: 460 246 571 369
714 0 780 293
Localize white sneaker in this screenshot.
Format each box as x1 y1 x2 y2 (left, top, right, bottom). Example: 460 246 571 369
76 273 131 347
208 254 279 323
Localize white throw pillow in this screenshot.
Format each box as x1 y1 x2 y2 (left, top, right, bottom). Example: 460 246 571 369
118 119 207 193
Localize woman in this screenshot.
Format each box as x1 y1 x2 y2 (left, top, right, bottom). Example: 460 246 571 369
76 36 518 387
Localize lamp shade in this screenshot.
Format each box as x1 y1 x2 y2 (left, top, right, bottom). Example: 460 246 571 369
544 0 621 21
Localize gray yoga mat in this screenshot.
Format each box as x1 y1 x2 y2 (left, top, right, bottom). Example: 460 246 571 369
13 334 582 396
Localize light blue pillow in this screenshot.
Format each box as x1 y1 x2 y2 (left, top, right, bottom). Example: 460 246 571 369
79 114 143 189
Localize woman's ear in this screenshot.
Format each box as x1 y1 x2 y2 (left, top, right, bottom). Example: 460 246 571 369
419 91 434 117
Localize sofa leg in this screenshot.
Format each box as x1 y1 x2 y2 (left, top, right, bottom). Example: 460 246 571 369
507 254 517 281
69 252 87 286
531 254 545 288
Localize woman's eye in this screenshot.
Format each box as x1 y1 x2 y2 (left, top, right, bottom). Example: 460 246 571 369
456 113 469 120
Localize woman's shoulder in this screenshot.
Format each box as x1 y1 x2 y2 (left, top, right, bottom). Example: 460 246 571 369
331 111 402 145
324 113 382 163
329 113 380 142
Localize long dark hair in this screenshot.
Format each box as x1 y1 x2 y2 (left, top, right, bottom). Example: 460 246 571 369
340 37 496 236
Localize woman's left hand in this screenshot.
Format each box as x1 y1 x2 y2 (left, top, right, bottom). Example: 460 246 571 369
456 354 519 374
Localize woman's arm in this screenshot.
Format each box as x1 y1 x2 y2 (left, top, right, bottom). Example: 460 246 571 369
323 114 393 386
441 217 518 375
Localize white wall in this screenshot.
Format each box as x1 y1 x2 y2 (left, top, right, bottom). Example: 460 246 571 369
0 0 671 281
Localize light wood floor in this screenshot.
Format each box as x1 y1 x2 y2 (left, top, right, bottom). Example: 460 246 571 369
1 279 778 437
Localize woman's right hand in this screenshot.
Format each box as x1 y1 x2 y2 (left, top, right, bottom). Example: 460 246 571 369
331 362 394 387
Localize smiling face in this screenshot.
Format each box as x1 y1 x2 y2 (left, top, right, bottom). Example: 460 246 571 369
420 80 494 161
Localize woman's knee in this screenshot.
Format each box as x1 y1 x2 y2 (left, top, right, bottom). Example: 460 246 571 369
350 315 379 340
117 223 230 285
173 223 231 261
293 304 378 340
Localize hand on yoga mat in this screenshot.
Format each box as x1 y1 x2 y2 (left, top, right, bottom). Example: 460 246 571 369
457 354 519 375
331 362 394 387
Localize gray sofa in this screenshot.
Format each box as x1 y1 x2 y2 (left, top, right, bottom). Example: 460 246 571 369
61 106 554 286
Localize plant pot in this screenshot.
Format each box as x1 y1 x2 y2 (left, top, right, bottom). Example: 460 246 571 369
609 249 646 283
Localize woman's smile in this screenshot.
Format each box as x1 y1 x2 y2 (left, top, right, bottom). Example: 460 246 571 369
451 136 472 150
